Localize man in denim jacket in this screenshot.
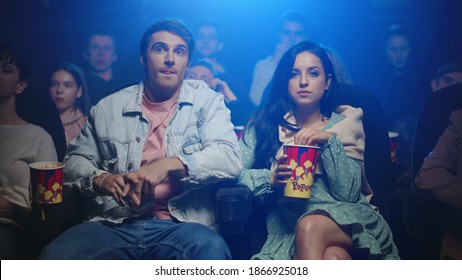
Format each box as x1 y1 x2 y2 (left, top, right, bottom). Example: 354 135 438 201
39 19 242 260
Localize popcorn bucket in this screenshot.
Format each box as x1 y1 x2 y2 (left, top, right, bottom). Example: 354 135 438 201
283 144 320 199
29 162 65 204
388 132 399 163
234 126 244 140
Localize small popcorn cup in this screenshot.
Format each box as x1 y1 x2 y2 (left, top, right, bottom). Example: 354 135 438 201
283 144 320 199
388 132 399 163
234 126 244 140
29 162 65 204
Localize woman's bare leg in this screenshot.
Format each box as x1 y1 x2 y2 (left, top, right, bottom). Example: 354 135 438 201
323 246 352 260
293 214 353 260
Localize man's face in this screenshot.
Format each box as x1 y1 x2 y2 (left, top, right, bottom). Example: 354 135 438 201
84 35 117 73
186 65 215 88
432 71 462 92
385 35 411 71
141 31 189 95
278 21 306 46
196 25 222 58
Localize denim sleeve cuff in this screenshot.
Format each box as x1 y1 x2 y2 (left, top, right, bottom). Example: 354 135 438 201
81 169 111 196
176 155 200 186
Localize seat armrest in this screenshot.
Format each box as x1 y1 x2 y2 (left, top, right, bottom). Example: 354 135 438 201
215 186 252 235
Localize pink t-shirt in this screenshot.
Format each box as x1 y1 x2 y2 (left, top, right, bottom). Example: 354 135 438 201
141 93 181 220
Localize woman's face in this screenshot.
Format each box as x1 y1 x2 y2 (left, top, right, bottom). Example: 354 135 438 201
288 51 331 109
49 70 82 113
385 34 411 71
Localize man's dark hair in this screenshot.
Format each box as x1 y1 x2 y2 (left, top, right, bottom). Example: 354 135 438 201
85 29 117 53
435 62 462 80
194 18 222 39
278 10 308 31
140 18 195 62
0 43 30 81
188 59 218 77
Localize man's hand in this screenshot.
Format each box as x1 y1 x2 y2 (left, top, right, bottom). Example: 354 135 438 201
211 79 237 104
93 173 138 207
124 157 187 204
0 195 31 224
273 41 293 63
0 195 13 218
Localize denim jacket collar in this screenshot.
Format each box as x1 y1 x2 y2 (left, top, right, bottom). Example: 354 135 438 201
122 80 203 115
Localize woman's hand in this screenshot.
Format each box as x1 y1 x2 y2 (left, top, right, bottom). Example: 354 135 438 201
270 154 292 189
294 128 331 146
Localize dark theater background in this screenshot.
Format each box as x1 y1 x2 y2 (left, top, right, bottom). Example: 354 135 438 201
1 0 462 263
1 0 461 91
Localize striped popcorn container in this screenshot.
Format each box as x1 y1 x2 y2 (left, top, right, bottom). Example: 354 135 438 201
283 144 320 199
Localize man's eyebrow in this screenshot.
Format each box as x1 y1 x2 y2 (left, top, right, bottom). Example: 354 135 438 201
174 43 188 50
151 42 188 51
152 41 168 48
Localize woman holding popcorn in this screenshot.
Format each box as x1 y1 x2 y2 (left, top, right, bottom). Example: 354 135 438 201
0 44 57 259
239 41 398 260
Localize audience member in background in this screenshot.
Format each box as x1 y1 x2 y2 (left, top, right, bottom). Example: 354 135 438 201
416 109 462 259
193 18 253 122
186 59 251 126
431 62 462 92
48 62 91 145
248 11 309 106
39 19 241 260
366 24 430 189
368 23 430 122
193 18 226 77
83 30 131 104
0 44 57 259
239 41 398 260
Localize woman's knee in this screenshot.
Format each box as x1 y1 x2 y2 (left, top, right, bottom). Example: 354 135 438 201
295 215 330 241
323 246 352 260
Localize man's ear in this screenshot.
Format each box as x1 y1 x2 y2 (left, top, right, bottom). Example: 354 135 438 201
431 78 437 92
15 79 29 96
140 54 146 67
112 53 118 64
217 41 223 52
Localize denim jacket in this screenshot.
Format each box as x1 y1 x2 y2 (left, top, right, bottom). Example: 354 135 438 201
64 80 242 229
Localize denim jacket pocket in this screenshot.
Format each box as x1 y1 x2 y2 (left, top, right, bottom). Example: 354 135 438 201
182 139 203 155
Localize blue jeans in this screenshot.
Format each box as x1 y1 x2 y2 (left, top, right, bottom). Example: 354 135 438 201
38 218 231 260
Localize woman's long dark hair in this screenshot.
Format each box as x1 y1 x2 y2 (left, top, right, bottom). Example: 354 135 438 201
244 41 339 169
